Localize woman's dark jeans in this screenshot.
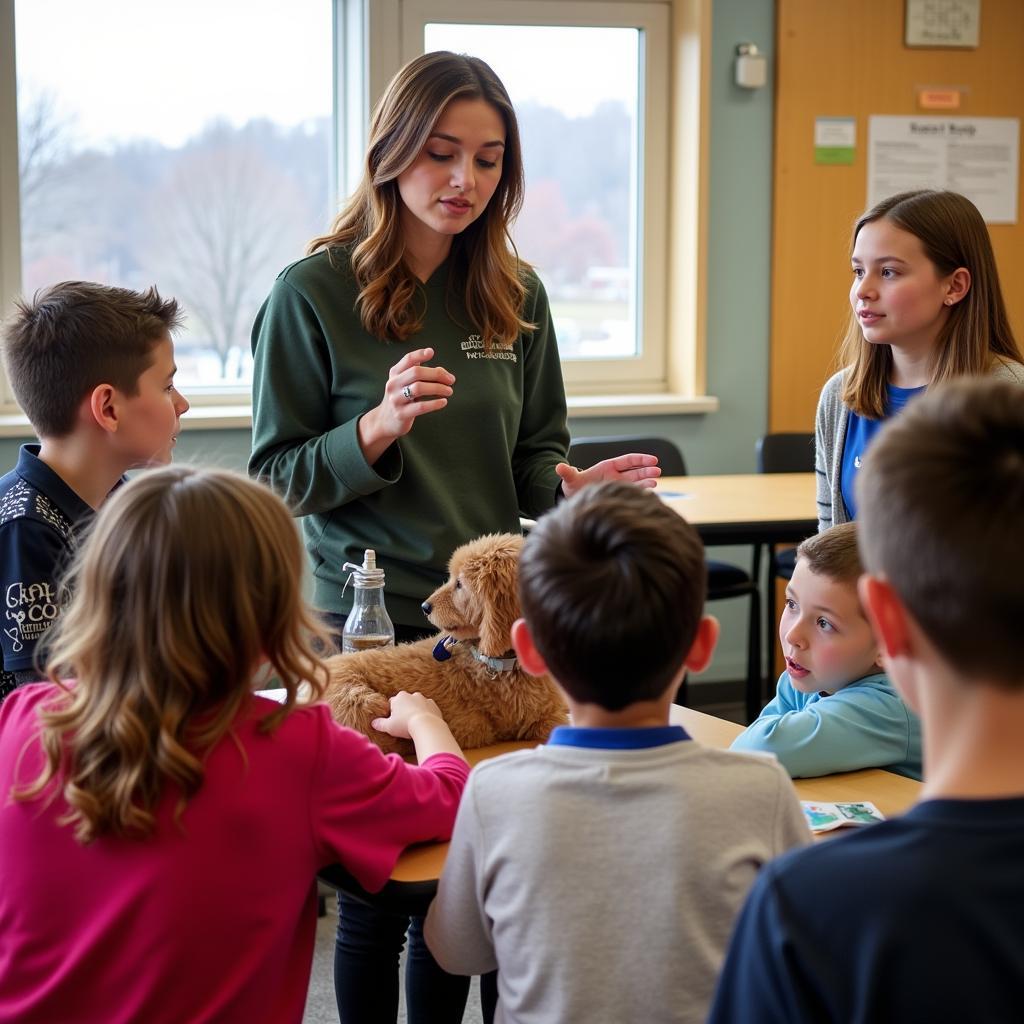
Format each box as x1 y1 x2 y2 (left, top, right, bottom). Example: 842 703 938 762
326 616 497 1024
334 893 471 1024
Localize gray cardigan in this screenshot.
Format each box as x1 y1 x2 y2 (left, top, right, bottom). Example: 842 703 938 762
815 358 1024 531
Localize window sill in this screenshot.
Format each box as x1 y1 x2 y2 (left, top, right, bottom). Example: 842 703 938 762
0 404 253 438
0 411 37 439
0 393 719 438
567 393 719 418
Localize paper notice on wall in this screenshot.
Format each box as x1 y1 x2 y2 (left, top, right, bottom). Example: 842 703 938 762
815 117 856 164
867 116 1019 223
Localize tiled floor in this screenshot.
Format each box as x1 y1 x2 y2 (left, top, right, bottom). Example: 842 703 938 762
302 897 487 1024
302 902 340 1024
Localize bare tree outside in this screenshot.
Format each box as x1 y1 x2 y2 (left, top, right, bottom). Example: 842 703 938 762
145 123 319 380
18 89 76 211
17 87 84 274
15 38 633 379
14 104 329 385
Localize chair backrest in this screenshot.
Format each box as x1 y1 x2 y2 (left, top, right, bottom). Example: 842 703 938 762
756 432 814 474
567 435 687 476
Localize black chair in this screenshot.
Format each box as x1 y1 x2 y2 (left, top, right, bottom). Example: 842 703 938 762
755 432 816 682
567 435 760 717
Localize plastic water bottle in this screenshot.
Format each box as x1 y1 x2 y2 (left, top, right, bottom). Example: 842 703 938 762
341 549 395 653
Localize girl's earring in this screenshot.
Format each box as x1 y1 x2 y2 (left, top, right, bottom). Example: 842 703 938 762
944 298 953 305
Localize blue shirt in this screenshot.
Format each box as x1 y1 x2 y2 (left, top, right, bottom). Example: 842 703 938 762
547 725 690 749
840 383 926 519
730 670 922 780
0 446 95 700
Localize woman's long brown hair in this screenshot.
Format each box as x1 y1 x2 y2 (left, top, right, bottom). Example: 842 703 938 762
839 189 1022 418
13 466 333 844
308 50 533 349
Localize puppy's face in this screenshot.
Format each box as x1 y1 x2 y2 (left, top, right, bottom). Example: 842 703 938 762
423 534 523 656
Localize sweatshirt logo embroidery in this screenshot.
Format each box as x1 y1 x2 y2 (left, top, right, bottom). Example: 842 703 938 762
461 335 517 363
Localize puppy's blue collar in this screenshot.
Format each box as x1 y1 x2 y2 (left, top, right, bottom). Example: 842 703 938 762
432 635 458 661
432 635 518 673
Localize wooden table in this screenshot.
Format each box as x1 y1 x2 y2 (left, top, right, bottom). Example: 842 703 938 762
657 473 817 720
656 473 816 546
524 473 817 546
318 705 922 913
670 705 922 819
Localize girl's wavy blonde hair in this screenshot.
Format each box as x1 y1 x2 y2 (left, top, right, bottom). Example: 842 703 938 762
14 466 333 844
308 50 532 349
839 189 1022 418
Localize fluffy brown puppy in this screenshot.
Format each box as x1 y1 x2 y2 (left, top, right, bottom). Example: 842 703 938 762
323 534 568 758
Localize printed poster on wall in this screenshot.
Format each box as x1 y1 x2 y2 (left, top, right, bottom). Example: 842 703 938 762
867 116 1019 223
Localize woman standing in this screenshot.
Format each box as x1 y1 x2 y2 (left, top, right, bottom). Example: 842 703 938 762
816 189 1023 532
250 50 657 1024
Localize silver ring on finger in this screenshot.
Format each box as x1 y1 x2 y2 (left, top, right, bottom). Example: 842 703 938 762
402 385 413 401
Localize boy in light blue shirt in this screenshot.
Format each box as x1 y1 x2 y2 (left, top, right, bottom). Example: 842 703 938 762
732 522 922 779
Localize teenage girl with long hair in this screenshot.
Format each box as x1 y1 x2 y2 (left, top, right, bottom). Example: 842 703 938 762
0 466 468 1024
816 188 1024 532
249 50 658 1023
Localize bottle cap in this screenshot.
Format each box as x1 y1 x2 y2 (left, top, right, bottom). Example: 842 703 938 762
342 549 385 590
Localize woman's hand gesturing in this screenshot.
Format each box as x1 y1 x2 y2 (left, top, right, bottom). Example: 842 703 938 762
357 347 456 464
555 454 661 498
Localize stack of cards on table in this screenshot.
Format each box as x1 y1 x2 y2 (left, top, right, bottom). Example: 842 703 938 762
801 801 885 833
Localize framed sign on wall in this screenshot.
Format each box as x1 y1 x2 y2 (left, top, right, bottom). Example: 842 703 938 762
905 0 981 48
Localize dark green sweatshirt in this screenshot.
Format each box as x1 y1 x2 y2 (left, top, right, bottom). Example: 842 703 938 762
249 249 569 628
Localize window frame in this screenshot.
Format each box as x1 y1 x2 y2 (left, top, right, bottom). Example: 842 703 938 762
0 0 712 423
1 0 21 408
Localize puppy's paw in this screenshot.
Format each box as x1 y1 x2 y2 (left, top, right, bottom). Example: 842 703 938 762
366 692 391 724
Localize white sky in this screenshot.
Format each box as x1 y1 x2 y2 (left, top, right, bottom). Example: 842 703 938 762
14 0 333 149
14 3 637 150
424 23 638 118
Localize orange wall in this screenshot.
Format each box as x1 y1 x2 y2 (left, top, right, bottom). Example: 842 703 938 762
769 0 1024 431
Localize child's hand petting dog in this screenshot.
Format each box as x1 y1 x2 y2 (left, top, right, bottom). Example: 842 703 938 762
372 690 444 739
372 691 465 762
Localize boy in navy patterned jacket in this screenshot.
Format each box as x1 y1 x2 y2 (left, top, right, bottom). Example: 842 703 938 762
0 282 189 700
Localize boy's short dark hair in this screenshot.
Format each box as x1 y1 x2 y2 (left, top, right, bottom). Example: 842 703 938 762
1 281 182 438
519 481 707 710
856 378 1024 689
796 522 863 586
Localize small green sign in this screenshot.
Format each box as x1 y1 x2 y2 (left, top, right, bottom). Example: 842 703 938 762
814 117 857 166
815 145 855 165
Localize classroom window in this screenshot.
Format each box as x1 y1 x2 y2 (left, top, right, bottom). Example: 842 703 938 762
400 0 671 392
6 0 333 398
2 0 701 414
424 23 641 365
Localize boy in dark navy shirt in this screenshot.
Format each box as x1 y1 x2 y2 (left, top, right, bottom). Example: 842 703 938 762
710 378 1024 1024
1 282 189 699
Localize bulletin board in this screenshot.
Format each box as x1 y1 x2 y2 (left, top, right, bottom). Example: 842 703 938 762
768 0 1024 432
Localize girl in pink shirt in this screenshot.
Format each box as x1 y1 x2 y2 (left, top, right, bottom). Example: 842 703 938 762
0 466 468 1024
